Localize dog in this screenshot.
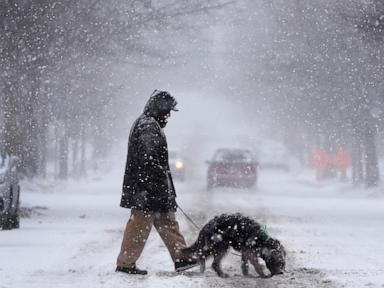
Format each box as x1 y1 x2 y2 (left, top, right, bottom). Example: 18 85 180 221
181 213 286 278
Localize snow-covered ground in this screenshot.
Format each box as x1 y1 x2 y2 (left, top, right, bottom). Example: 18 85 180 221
1 166 384 288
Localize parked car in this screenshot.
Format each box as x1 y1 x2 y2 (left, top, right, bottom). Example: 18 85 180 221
169 151 186 181
0 155 21 230
206 148 258 190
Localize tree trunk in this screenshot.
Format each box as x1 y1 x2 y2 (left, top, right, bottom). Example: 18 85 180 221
352 132 364 185
364 129 380 187
80 125 86 176
72 139 79 177
37 121 47 178
23 108 39 176
2 82 25 171
58 130 69 179
54 124 59 179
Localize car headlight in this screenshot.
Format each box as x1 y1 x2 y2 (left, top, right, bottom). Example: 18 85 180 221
175 161 184 169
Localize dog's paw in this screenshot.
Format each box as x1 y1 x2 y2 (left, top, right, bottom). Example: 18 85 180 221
258 273 272 279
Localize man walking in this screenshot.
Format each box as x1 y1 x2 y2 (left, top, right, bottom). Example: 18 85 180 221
116 90 196 275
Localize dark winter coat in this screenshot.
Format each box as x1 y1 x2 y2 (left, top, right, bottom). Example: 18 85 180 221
120 105 177 212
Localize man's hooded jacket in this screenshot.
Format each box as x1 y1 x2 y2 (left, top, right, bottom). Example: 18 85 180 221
120 91 178 212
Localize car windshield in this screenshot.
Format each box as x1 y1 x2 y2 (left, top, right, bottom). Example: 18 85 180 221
213 150 253 163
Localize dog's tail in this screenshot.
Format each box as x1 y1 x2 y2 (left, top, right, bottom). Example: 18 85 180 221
182 231 206 255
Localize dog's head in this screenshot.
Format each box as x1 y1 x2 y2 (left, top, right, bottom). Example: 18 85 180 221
261 246 286 276
259 238 286 276
246 236 286 276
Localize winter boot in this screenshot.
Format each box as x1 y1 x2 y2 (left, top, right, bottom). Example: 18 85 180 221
116 265 148 275
175 259 198 272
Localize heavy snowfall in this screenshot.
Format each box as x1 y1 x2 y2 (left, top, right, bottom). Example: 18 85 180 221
1 1 384 288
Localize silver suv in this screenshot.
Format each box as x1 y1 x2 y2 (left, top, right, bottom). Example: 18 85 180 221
0 155 20 230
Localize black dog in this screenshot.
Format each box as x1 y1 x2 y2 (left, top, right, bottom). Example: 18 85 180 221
181 213 286 278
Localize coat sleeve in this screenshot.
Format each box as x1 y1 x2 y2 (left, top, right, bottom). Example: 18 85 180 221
137 122 170 198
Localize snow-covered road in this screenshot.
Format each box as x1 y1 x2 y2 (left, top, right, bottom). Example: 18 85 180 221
1 168 383 288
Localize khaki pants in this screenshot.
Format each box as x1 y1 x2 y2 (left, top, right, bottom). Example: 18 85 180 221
116 209 187 267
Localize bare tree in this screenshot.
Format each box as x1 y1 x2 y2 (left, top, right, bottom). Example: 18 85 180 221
0 0 233 178
255 0 384 186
